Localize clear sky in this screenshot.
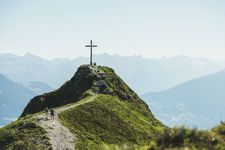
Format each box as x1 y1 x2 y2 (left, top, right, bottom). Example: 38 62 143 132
0 0 225 60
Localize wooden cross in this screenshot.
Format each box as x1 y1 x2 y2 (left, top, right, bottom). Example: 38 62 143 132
85 40 97 65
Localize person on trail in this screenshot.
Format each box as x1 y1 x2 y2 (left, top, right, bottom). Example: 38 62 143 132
50 109 55 120
44 107 49 120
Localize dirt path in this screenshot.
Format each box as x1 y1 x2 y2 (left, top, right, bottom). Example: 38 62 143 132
36 95 97 150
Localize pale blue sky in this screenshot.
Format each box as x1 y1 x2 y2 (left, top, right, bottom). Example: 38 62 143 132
0 0 225 60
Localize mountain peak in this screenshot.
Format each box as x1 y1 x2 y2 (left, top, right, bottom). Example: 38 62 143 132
21 64 145 116
2 65 165 149
24 52 46 61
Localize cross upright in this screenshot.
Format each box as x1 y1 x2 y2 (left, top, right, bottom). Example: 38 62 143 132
85 40 97 65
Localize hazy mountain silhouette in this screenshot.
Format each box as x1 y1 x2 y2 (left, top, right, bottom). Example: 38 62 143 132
142 69 225 129
0 74 36 126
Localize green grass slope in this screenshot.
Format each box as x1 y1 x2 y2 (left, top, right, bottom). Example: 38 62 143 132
59 94 163 149
0 117 51 150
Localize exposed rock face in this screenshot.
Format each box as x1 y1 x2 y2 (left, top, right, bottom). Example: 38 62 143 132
21 65 149 117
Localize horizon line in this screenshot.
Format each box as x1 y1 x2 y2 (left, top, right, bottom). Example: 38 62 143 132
0 52 223 63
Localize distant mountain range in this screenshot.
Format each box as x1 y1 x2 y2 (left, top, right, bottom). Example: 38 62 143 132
0 53 224 94
142 69 225 129
0 74 36 126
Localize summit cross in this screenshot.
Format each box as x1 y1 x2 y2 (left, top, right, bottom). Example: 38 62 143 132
85 40 97 65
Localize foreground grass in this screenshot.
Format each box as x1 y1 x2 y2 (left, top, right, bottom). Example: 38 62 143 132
148 123 225 150
59 94 163 150
0 117 51 150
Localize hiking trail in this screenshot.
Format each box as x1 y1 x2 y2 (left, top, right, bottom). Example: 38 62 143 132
36 95 97 150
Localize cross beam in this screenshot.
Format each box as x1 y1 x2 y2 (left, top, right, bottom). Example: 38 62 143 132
85 40 97 65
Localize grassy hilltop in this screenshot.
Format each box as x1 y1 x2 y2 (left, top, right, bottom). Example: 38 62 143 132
0 65 164 149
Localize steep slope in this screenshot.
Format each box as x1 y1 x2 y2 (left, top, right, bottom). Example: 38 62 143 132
1 64 165 149
142 69 225 129
0 74 36 126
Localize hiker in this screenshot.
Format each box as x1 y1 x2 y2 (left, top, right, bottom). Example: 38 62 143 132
44 107 49 120
50 109 55 120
